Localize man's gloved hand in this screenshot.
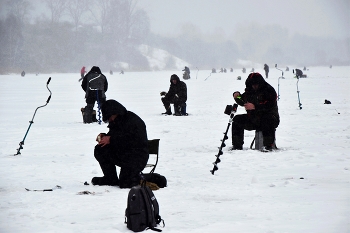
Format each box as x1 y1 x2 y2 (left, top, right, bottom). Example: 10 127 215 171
233 91 245 106
233 91 241 98
160 91 167 96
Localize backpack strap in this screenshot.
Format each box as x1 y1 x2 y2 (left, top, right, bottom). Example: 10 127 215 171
140 187 154 227
144 186 165 227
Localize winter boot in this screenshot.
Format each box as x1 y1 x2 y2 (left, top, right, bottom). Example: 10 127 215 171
230 145 243 150
261 135 277 152
231 135 244 150
91 176 119 186
92 110 98 122
92 164 119 186
162 106 172 115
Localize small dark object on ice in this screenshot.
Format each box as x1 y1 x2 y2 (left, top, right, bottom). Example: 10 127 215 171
77 191 95 195
84 181 89 185
324 99 331 104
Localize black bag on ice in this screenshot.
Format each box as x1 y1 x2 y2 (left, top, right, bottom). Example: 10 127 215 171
141 173 167 188
125 185 164 232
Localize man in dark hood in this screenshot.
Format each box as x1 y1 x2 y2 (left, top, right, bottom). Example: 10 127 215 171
231 73 280 151
81 66 108 123
264 64 269 78
92 99 149 188
294 69 303 78
161 74 187 116
182 66 191 80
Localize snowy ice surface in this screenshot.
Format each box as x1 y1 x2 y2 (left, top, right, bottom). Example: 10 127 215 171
1 66 349 233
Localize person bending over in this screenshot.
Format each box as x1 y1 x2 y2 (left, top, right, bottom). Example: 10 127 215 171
92 99 149 188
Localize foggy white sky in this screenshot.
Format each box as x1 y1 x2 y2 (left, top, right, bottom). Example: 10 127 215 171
136 0 349 39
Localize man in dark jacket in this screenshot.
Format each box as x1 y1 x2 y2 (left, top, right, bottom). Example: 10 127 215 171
231 73 279 151
161 74 187 116
294 69 303 78
81 66 108 123
92 99 149 188
182 66 191 80
264 64 269 78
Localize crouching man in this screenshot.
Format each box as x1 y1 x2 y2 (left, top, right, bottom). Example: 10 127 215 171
161 74 187 116
92 99 149 188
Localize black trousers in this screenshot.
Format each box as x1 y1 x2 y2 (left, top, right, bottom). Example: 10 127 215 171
94 145 142 188
84 91 106 123
161 96 185 113
231 113 279 147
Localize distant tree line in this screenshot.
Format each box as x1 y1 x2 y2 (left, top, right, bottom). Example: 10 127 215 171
0 0 150 74
146 23 349 69
0 0 349 74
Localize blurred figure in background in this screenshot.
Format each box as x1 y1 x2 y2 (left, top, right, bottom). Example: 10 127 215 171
264 64 269 78
161 74 187 116
81 66 108 123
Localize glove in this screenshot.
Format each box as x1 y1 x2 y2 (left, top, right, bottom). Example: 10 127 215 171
160 91 167 96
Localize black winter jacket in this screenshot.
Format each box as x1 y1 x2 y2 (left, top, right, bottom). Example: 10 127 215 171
103 100 149 169
234 73 279 121
81 66 108 100
165 75 187 103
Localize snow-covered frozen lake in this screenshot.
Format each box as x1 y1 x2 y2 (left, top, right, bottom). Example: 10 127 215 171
1 66 349 232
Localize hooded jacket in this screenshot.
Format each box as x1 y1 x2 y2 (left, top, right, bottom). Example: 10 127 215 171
101 100 149 169
164 74 187 103
234 73 279 120
81 66 108 100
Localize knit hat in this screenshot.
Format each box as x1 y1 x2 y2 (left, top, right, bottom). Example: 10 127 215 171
101 99 127 122
170 74 180 83
245 72 265 86
90 66 102 74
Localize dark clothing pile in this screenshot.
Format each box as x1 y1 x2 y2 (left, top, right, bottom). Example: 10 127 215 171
162 74 187 115
93 100 149 188
232 73 279 150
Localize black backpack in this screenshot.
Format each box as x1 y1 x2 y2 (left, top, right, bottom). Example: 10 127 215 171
125 184 164 232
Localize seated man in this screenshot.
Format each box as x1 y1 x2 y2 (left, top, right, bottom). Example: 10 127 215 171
182 66 191 80
161 74 187 116
231 73 280 151
294 69 303 78
92 99 149 188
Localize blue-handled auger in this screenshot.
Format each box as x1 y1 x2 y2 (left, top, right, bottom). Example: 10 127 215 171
15 77 52 155
275 64 284 100
95 90 102 124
